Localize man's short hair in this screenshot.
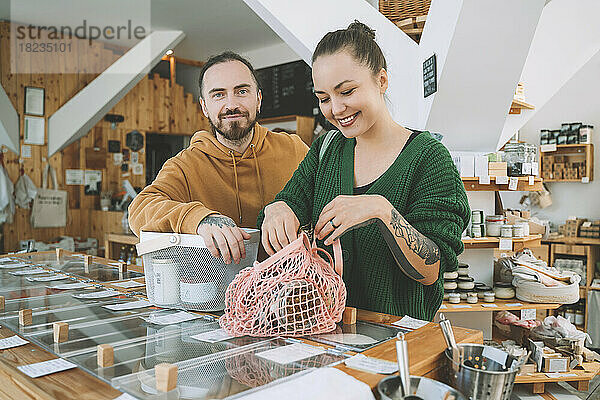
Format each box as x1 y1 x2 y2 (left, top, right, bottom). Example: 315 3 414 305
198 51 261 98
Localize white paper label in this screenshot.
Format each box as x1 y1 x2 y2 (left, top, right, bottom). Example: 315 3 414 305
256 343 326 364
482 346 508 367
113 153 123 165
10 268 48 276
540 144 557 152
190 329 234 343
65 169 84 185
114 394 138 400
17 358 76 378
451 305 471 309
439 304 447 309
531 162 539 176
495 175 509 185
344 354 398 375
499 238 513 250
51 282 92 290
111 280 145 289
582 222 593 228
0 335 29 350
72 290 121 299
21 145 32 158
582 177 590 183
521 309 536 320
529 175 535 186
478 175 491 185
508 177 519 191
522 163 532 175
26 274 69 282
392 315 429 330
505 303 523 307
0 262 31 269
143 311 200 326
545 372 578 379
132 163 144 175
103 300 151 311
482 304 499 308
416 377 448 399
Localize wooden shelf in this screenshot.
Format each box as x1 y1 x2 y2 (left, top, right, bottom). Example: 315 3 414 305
463 234 542 251
543 236 600 246
438 298 560 313
515 362 600 389
509 98 535 114
540 143 594 182
462 176 543 191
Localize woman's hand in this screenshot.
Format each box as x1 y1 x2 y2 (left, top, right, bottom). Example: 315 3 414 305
261 201 300 255
315 195 389 245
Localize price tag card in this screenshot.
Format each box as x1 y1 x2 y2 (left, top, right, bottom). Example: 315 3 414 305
256 343 325 365
522 162 532 175
529 175 535 185
10 268 47 276
582 177 590 183
478 175 491 185
531 162 539 176
111 280 145 289
103 300 151 311
392 315 429 330
142 311 200 326
505 303 523 307
439 304 447 309
482 304 499 308
26 274 69 282
495 175 509 185
72 290 121 299
416 377 448 399
0 335 29 350
482 346 508 367
521 309 536 320
114 394 138 400
545 372 578 379
508 177 519 191
17 358 76 378
451 305 472 309
345 354 398 375
540 144 557 152
0 257 14 262
51 282 91 290
190 329 234 343
499 238 513 250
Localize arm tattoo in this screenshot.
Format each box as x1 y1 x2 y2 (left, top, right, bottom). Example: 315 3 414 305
389 209 440 265
201 215 236 228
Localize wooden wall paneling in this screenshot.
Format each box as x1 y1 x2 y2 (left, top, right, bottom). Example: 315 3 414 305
62 140 81 209
0 23 18 110
153 75 169 132
105 128 121 194
138 76 152 131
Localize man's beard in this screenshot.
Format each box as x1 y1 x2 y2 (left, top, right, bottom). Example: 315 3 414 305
209 108 258 144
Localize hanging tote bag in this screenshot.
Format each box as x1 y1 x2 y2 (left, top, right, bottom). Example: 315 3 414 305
31 164 67 228
220 232 346 337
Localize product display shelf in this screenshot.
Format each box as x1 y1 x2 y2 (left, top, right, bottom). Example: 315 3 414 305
438 299 560 313
462 234 542 251
462 176 543 191
515 362 600 394
539 143 594 183
509 98 535 114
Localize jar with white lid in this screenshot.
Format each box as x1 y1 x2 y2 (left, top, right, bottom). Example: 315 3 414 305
513 224 526 238
151 258 180 305
494 282 515 299
500 225 513 238
457 277 475 290
483 292 496 303
444 280 458 290
444 271 459 280
448 293 461 304
486 215 505 237
466 292 478 304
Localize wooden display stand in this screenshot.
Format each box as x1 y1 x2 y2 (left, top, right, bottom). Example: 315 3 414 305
540 144 594 182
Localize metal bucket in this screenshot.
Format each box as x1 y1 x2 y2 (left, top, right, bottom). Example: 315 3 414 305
442 344 520 400
378 375 467 400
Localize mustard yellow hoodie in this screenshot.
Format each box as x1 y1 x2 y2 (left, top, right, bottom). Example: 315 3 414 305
128 124 309 236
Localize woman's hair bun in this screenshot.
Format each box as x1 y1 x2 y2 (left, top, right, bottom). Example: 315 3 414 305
347 20 376 41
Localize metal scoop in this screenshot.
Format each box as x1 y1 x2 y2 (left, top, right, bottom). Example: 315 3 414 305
439 313 461 372
395 332 424 400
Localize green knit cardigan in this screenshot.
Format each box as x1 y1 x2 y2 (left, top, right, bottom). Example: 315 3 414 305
257 131 470 321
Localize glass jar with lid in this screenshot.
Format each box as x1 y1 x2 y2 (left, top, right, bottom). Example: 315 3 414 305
504 141 528 176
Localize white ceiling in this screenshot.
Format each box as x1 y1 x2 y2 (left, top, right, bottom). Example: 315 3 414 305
0 0 286 61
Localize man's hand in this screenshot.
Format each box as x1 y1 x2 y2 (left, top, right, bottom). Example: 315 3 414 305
197 215 251 264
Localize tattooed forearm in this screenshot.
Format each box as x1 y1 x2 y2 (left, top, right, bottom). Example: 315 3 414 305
201 215 236 228
389 209 440 265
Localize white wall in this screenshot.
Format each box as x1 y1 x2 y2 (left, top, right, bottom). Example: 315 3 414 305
500 50 600 226
242 41 300 69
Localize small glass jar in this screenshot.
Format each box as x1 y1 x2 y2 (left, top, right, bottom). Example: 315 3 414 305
477 285 492 298
444 279 458 290
448 293 461 304
444 271 459 280
486 215 505 237
471 224 482 238
494 282 516 299
459 289 470 300
575 309 584 326
457 277 475 290
471 210 484 225
501 224 513 238
443 289 457 301
483 292 496 303
467 292 478 304
458 263 470 276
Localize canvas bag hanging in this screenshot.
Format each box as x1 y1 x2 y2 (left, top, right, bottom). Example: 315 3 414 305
31 164 67 228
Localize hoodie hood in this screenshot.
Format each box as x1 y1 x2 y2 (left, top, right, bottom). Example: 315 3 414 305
190 123 269 160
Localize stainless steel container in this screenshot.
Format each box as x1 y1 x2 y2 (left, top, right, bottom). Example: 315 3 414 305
441 344 521 400
378 375 467 400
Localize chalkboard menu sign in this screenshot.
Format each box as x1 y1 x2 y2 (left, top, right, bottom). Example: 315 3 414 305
255 60 318 119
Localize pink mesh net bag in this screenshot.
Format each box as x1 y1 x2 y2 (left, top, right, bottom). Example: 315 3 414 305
219 232 346 337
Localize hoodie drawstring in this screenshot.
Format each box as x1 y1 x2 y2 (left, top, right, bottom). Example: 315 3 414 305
229 151 243 225
250 144 265 209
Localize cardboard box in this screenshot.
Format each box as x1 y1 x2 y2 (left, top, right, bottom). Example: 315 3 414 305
529 220 547 235
488 161 508 177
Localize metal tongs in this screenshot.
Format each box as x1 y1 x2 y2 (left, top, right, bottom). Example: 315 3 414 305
439 314 461 373
395 332 423 400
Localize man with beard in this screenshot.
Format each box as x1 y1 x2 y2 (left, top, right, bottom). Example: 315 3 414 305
128 52 308 264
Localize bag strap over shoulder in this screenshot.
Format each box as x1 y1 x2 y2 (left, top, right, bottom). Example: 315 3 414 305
318 130 338 163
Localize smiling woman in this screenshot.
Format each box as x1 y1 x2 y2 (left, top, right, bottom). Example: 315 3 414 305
258 21 470 321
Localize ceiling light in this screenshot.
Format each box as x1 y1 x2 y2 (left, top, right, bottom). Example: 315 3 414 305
165 49 174 56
